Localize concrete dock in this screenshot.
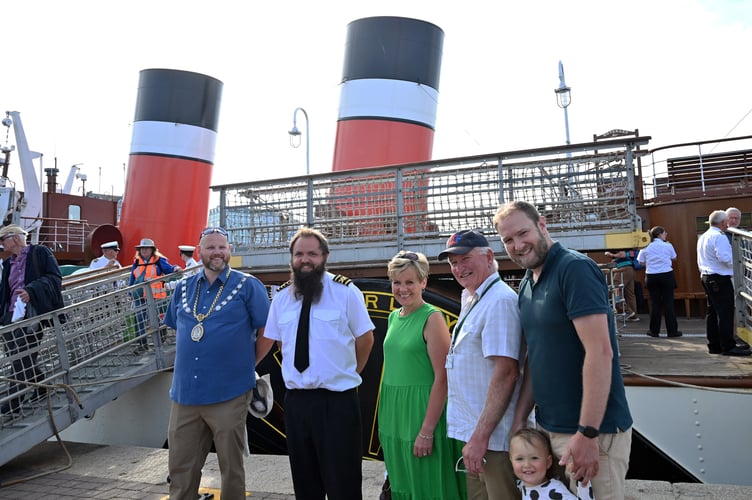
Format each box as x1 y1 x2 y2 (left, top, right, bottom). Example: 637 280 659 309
1 440 752 499
1 314 751 498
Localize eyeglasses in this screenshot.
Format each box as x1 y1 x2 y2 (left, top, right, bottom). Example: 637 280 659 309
0 234 17 242
396 251 419 261
454 456 486 473
200 227 228 238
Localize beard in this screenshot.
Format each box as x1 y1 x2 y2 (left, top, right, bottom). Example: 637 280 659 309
509 229 550 270
202 254 229 272
292 262 326 303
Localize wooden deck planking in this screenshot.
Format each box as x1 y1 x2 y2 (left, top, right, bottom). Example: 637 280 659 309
617 316 752 387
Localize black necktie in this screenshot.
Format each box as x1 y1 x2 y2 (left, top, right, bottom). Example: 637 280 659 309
294 295 312 372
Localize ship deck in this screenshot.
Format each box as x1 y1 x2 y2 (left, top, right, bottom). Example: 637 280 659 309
617 315 752 388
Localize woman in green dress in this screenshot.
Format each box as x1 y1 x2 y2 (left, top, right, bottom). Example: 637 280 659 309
378 251 466 499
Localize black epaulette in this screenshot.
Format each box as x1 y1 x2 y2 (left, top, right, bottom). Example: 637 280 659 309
277 280 293 291
332 274 352 286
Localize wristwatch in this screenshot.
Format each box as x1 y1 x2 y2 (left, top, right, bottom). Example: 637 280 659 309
577 425 599 438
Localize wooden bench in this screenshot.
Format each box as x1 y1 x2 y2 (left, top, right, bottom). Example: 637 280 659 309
674 292 706 319
644 291 706 319
659 149 752 196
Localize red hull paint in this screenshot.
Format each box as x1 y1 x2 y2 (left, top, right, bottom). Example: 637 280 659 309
119 155 211 263
332 120 434 171
331 120 433 235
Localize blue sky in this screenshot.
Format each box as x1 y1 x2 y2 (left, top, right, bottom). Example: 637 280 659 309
4 0 751 198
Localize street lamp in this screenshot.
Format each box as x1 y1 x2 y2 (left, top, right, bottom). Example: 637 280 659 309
554 60 572 145
288 107 309 175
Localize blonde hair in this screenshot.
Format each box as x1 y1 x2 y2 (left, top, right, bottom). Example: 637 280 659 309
387 251 429 281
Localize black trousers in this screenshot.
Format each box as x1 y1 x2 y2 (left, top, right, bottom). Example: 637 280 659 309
2 325 45 412
701 274 736 352
645 271 679 335
284 388 363 500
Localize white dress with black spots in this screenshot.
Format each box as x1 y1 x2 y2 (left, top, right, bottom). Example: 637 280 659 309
517 478 595 500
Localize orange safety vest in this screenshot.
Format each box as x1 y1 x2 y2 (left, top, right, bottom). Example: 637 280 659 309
132 254 167 299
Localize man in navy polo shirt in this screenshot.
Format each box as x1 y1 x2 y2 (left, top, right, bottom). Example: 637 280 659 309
494 201 632 500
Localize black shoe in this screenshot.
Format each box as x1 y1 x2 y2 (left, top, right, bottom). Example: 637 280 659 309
646 331 660 337
736 340 751 350
709 348 722 354
133 345 149 355
722 347 752 357
667 331 683 338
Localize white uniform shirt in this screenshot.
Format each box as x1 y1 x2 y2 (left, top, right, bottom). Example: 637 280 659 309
88 256 121 270
697 226 733 276
446 272 523 451
637 238 676 274
264 272 375 391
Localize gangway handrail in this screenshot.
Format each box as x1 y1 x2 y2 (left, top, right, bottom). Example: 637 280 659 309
0 268 190 467
730 227 752 338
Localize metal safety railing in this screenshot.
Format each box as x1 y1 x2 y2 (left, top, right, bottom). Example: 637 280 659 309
0 266 183 467
731 227 752 339
640 135 752 201
212 136 649 271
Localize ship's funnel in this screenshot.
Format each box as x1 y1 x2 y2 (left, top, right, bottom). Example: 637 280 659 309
330 17 443 235
332 16 444 171
119 69 223 263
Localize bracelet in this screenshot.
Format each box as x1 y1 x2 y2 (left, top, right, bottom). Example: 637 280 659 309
418 432 433 440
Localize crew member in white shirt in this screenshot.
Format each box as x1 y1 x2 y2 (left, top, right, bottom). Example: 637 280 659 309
88 241 122 270
697 210 750 356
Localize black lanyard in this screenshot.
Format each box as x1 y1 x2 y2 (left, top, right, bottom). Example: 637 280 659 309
450 276 501 351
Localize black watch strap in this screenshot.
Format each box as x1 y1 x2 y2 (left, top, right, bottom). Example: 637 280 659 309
577 425 599 438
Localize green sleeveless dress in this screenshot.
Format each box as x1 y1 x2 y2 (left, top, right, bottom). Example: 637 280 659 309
378 303 466 499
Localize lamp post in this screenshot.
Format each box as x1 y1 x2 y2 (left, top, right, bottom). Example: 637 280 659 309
554 60 572 146
554 61 574 198
288 107 309 175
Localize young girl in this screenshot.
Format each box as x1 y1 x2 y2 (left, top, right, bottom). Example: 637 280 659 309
509 428 594 500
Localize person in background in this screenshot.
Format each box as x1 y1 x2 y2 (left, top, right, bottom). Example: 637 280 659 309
697 211 750 357
163 226 273 498
378 250 466 500
494 201 632 500
129 237 181 354
509 428 590 500
166 245 202 292
604 248 640 322
178 245 200 269
438 229 523 500
263 227 375 500
0 224 65 415
724 207 742 244
88 241 122 270
723 207 750 349
636 226 681 338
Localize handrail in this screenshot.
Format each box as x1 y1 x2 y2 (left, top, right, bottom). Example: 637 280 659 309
211 136 649 260
0 268 184 467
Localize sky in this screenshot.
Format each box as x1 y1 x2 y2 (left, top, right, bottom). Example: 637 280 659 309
3 0 752 200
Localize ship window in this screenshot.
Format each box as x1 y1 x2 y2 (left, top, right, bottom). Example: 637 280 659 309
695 212 751 234
68 205 81 221
741 213 751 229
694 216 706 234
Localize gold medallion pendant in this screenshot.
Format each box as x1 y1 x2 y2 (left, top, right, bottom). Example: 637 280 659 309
191 323 205 342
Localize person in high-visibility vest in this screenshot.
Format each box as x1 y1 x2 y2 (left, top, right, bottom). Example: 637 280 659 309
129 238 181 355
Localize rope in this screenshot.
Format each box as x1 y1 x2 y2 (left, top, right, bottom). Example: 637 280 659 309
621 365 752 395
0 365 173 488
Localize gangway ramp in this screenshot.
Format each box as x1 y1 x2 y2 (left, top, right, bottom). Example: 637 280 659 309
0 266 181 467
